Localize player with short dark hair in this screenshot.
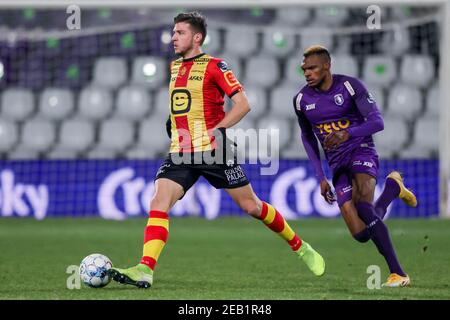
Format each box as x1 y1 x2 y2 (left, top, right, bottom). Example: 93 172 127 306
108 12 325 289
294 45 417 287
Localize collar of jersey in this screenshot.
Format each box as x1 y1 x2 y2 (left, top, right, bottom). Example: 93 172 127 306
182 53 207 62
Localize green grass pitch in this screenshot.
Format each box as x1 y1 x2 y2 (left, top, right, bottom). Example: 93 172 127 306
0 217 449 300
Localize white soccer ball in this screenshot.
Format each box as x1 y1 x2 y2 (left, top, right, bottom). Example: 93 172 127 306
79 253 113 288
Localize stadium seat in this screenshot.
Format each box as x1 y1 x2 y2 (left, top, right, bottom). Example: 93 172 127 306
223 26 258 57
400 118 438 158
331 54 359 78
1 88 34 121
153 87 170 118
373 118 408 158
274 7 311 27
262 28 297 57
362 55 396 89
92 57 127 89
115 85 151 120
78 86 113 120
131 56 168 89
400 55 435 88
243 85 268 119
386 84 422 121
56 118 95 152
134 118 172 154
244 56 280 88
256 117 292 150
284 56 307 85
201 28 221 55
269 83 302 117
314 6 349 27
425 85 439 119
97 118 134 152
38 88 74 120
299 27 333 53
381 25 410 56
0 119 18 152
20 118 56 152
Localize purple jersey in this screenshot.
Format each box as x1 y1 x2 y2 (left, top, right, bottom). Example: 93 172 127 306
293 74 384 180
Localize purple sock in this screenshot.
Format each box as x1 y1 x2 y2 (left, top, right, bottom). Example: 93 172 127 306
356 202 406 276
375 178 400 219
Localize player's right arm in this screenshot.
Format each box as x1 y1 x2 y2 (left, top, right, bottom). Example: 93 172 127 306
294 94 335 204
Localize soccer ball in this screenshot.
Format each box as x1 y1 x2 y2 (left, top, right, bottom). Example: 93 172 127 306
79 253 113 288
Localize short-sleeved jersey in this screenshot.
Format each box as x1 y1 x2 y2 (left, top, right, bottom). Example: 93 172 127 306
168 53 243 153
293 74 379 168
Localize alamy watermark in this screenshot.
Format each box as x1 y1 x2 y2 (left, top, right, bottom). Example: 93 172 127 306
366 265 381 289
66 265 81 289
367 5 382 30
66 5 81 30
168 124 280 176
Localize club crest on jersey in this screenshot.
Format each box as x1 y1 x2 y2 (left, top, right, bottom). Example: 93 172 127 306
334 94 344 106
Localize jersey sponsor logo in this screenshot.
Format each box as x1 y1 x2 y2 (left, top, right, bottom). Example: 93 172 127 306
217 61 229 72
188 75 203 81
352 160 374 168
224 70 239 87
224 166 246 184
306 103 316 111
344 81 355 96
334 94 344 106
316 119 350 134
171 89 192 114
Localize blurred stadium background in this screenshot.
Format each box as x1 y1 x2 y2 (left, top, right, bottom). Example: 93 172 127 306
0 0 448 220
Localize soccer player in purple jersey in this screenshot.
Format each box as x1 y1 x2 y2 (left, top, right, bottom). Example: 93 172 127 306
293 45 417 287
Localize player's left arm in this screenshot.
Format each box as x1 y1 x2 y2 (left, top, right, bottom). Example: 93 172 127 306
324 78 384 150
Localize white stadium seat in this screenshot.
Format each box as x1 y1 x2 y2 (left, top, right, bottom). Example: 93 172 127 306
1 88 34 121
0 119 18 152
92 57 127 89
38 88 74 120
363 55 396 89
400 55 435 88
244 56 280 88
115 85 152 120
386 84 422 121
20 118 56 152
131 56 168 89
374 118 408 158
78 86 113 120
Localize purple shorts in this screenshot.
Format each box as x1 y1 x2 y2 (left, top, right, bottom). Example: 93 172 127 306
331 147 379 207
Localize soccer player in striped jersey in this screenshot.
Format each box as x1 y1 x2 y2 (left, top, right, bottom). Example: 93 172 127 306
108 12 325 289
293 45 417 287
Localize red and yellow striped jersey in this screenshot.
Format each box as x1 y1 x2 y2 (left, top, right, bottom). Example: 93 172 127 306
168 53 243 153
